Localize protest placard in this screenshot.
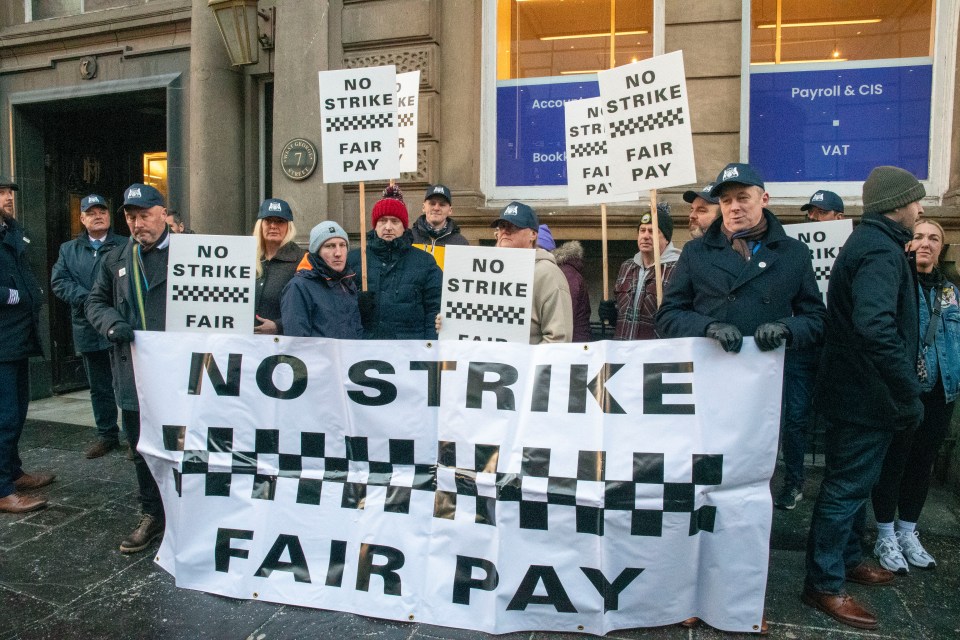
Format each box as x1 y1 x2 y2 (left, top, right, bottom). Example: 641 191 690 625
598 51 696 194
396 70 420 175
165 234 256 333
784 219 853 303
319 65 399 183
439 245 535 343
134 333 780 635
564 97 638 206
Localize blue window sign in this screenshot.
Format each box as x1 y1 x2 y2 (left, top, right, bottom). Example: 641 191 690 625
496 79 599 187
749 63 932 182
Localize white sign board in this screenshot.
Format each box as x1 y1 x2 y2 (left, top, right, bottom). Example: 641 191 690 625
319 65 399 183
439 245 534 343
784 219 853 304
598 51 697 194
396 70 421 175
564 97 638 206
134 333 781 635
165 234 256 333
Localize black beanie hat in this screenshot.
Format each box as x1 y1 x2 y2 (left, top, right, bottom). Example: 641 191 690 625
639 202 673 242
862 166 925 215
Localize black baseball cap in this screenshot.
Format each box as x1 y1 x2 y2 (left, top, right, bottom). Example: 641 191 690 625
258 198 294 221
122 183 165 209
424 184 452 204
491 201 538 231
710 163 765 197
800 190 844 214
0 176 19 191
683 183 719 205
81 194 108 212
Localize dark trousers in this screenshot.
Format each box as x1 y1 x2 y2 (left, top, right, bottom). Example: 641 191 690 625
805 419 894 594
781 347 818 490
0 359 30 498
121 409 163 519
82 349 119 442
871 379 954 524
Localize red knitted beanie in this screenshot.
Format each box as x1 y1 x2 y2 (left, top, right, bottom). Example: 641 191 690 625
371 185 409 228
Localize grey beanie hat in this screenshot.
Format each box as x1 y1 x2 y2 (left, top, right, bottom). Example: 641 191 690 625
309 221 349 254
862 166 925 215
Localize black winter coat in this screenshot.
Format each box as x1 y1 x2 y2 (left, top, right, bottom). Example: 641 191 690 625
347 230 442 340
0 216 43 361
50 230 122 353
86 237 168 411
812 214 922 430
657 209 826 348
408 215 470 249
255 241 303 334
280 253 362 339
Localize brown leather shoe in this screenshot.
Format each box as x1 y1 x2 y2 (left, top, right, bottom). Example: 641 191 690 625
120 514 164 554
0 493 48 513
679 617 699 628
85 439 119 459
846 561 895 586
801 589 878 630
13 472 56 490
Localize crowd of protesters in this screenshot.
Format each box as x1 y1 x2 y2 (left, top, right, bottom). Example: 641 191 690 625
1 161 953 634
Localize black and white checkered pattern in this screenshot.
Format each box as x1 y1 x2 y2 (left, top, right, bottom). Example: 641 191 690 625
813 265 831 282
397 113 415 128
172 284 250 303
569 141 607 159
609 108 685 139
325 113 394 132
445 301 525 325
163 428 722 537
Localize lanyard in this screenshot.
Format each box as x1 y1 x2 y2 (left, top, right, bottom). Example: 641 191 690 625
131 245 149 330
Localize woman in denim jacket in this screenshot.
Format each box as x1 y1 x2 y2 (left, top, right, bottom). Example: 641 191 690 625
871 219 959 573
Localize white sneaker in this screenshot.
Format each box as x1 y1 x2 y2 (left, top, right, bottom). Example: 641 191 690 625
874 535 909 574
897 530 936 569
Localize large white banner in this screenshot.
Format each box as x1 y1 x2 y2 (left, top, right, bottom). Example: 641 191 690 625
784 219 853 303
598 51 697 194
319 65 399 183
133 333 781 635
166 234 256 333
564 97 638 206
396 70 421 175
439 245 535 343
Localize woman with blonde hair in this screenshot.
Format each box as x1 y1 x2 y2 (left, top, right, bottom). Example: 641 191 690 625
253 198 303 335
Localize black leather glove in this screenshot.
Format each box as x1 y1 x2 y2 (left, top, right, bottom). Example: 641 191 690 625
358 291 376 328
705 322 743 353
754 322 791 351
107 322 135 344
598 299 618 326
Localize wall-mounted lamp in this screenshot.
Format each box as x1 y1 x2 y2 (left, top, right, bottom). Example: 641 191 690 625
208 0 275 67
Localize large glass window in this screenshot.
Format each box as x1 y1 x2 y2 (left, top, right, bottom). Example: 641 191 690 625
748 1 936 183
493 0 654 191
26 0 142 21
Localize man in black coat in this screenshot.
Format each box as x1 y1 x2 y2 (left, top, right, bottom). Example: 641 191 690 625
802 167 925 630
656 163 826 353
0 176 55 513
86 183 169 554
51 194 122 459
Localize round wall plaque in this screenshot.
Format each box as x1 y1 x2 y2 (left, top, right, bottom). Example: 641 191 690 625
280 138 318 181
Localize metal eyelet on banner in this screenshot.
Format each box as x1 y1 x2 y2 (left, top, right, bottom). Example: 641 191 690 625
408 614 415 621
426 342 433 348
253 592 259 598
274 337 279 343
583 344 589 351
577 625 584 631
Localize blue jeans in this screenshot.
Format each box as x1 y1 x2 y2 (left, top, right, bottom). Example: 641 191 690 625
82 349 119 442
0 359 30 498
805 419 894 593
781 347 818 490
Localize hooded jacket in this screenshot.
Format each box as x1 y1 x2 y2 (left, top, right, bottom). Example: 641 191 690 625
281 252 362 339
51 228 122 353
530 248 574 344
347 229 443 340
552 241 592 342
613 243 681 341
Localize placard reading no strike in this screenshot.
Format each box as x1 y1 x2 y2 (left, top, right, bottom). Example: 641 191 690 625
166 234 256 333
565 97 638 206
319 65 399 183
439 246 535 343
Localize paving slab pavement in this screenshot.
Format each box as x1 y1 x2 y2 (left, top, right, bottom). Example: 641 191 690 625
3 394 959 639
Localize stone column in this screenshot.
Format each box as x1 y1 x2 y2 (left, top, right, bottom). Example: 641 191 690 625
188 0 246 234
270 1 330 239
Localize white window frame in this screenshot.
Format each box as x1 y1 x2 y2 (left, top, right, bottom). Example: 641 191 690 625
739 0 959 205
480 0 665 206
25 0 85 22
